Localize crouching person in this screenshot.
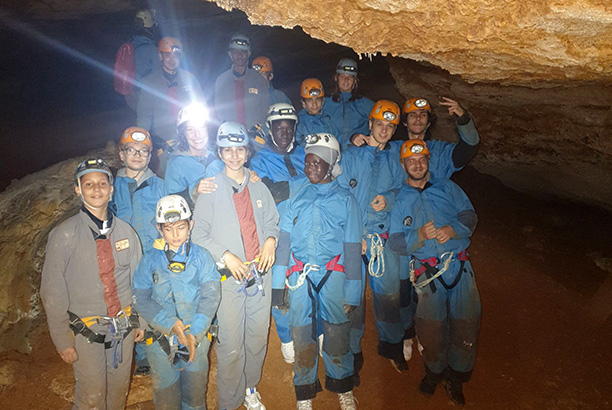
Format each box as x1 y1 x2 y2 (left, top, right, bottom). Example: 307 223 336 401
41 158 143 410
272 134 363 410
133 195 221 410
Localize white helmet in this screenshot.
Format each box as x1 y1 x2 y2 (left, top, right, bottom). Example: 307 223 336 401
266 103 297 130
228 33 251 52
156 195 191 223
177 103 209 129
336 58 358 76
216 121 249 148
304 133 342 179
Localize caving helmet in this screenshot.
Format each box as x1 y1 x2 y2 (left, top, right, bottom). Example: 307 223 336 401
216 121 249 148
300 78 324 99
336 58 358 76
370 100 400 125
399 139 431 161
156 195 192 224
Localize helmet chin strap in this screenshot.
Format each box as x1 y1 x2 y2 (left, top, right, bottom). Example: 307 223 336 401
77 179 107 211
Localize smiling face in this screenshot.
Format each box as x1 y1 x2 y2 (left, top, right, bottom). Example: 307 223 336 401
401 153 430 182
336 73 356 93
160 219 193 251
75 172 113 209
184 123 209 154
304 153 331 184
302 97 324 115
219 146 248 172
119 142 151 172
369 118 397 146
405 110 430 139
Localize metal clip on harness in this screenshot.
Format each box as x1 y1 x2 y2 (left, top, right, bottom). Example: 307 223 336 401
286 263 320 290
410 251 454 295
365 233 385 278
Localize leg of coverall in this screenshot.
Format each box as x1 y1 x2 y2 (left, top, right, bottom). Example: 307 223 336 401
448 260 481 380
216 279 248 410
290 275 322 401
398 255 417 341
147 339 181 410
414 263 452 376
272 307 292 344
319 272 354 394
180 338 212 410
72 328 107 410
367 243 404 361
105 331 135 410
348 263 366 386
244 274 272 392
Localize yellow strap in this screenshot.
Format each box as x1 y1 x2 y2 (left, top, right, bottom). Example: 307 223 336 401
80 306 132 328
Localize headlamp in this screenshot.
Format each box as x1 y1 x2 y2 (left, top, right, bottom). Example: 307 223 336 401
162 210 181 223
253 64 263 71
231 39 249 47
410 144 425 154
308 89 322 97
131 131 147 142
382 111 397 122
304 134 320 144
220 134 246 143
339 65 357 72
414 98 428 108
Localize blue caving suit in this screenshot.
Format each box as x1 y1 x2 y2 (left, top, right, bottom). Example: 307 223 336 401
133 239 221 410
295 109 340 147
250 145 306 346
164 150 225 209
398 114 480 342
338 140 408 365
389 175 480 384
323 92 374 148
113 167 167 369
272 180 363 401
270 85 292 106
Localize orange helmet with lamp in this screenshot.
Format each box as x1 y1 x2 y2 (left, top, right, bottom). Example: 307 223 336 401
403 97 431 114
252 56 273 73
369 100 400 125
119 127 152 147
158 37 182 53
300 78 325 99
399 140 430 161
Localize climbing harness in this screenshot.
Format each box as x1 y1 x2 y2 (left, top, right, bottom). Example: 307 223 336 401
409 250 469 295
285 262 320 290
68 306 138 368
237 259 265 297
144 325 195 371
365 233 387 278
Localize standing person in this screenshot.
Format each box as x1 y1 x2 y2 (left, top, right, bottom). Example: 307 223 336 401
40 158 143 410
338 100 409 374
137 37 203 176
250 103 304 364
164 103 224 208
272 133 362 410
214 34 270 130
122 8 161 111
113 126 166 376
252 56 292 105
133 195 221 410
295 78 339 147
322 58 374 148
389 140 480 406
401 97 479 178
192 122 279 410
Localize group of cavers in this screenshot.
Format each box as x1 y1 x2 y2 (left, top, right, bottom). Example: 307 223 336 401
40 8 483 410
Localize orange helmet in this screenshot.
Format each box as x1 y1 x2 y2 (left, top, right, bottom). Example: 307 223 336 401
301 78 324 99
369 100 400 125
399 140 430 161
119 127 152 147
403 98 431 114
252 56 273 73
158 37 182 53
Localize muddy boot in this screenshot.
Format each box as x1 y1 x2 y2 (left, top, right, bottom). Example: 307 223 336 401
418 367 444 397
444 380 465 406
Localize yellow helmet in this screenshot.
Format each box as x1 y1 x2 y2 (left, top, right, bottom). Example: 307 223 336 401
399 140 430 161
300 78 324 99
252 56 273 73
158 37 182 53
403 98 431 114
119 127 152 147
369 100 400 125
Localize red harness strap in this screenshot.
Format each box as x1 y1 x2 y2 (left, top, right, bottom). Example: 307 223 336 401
287 254 344 277
379 232 389 240
413 250 468 278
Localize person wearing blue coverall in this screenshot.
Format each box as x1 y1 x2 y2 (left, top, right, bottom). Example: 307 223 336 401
133 195 221 410
338 100 410 375
272 133 362 410
165 103 225 209
252 56 292 106
322 58 374 148
113 126 167 376
295 78 340 147
389 140 480 406
250 103 305 364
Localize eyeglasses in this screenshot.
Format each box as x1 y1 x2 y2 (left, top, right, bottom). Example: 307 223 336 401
382 111 397 121
123 147 151 157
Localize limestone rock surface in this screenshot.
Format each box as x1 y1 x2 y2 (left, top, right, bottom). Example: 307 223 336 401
209 0 612 85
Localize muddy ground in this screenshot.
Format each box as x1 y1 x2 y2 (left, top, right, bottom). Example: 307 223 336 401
1 2 611 409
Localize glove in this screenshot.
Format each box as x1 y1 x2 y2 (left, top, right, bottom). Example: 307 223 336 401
343 304 357 315
272 288 289 313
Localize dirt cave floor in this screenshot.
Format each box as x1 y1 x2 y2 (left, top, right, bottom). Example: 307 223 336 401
0 167 611 410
